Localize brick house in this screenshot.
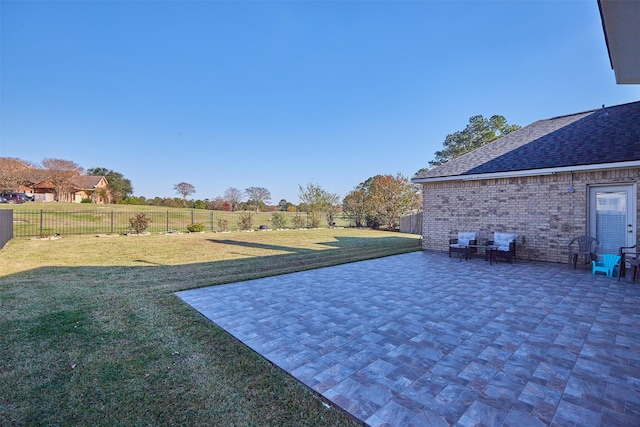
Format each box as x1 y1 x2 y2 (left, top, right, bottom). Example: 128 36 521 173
411 101 640 263
69 175 110 203
26 173 110 203
0 158 110 203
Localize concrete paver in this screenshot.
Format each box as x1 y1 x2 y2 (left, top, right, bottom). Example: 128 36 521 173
177 251 640 426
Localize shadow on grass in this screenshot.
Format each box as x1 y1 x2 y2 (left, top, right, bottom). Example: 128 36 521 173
0 233 419 426
209 235 413 255
3 234 420 294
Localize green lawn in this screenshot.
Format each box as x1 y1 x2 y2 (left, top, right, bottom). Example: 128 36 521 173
0 228 420 426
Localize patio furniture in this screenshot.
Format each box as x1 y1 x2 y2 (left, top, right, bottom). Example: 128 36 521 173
568 235 599 269
618 243 637 279
625 257 640 282
486 232 517 263
462 243 500 265
449 232 477 259
592 254 621 278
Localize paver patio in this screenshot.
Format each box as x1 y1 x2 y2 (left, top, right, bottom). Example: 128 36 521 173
176 251 640 426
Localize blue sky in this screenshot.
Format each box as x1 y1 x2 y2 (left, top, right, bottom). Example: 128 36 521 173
1 1 638 204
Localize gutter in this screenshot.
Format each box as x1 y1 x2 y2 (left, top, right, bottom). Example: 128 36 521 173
597 0 615 72
411 160 640 184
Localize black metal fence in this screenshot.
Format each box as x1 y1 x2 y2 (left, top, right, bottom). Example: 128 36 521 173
11 210 356 238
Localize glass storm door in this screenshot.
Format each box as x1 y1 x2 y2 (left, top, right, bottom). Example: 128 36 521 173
589 185 636 255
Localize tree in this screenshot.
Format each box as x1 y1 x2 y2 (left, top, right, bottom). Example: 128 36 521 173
244 187 271 212
429 115 520 167
86 167 133 203
174 182 195 206
342 187 367 227
364 173 420 230
345 174 420 230
207 197 227 211
224 187 243 211
278 199 295 212
41 158 84 202
121 195 147 205
0 157 35 192
298 182 340 228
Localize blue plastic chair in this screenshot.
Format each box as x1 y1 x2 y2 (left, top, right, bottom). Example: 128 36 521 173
592 254 621 277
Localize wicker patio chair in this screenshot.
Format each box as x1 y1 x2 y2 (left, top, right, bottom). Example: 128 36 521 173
487 232 518 263
619 243 638 281
449 232 477 259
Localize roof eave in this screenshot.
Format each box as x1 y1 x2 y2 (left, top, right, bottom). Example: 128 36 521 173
411 160 640 184
598 0 640 84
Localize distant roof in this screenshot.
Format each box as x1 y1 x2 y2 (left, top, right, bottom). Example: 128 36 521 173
71 175 106 189
413 100 640 182
24 170 53 184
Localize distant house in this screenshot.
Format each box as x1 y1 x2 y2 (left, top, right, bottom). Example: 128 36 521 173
70 175 110 203
25 173 110 203
411 101 640 262
19 170 51 201
0 157 110 203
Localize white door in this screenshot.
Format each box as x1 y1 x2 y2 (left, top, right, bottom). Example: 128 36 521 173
588 185 636 255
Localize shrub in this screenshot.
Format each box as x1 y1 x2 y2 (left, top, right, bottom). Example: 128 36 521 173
271 212 287 229
81 198 93 204
129 213 152 234
238 212 252 230
308 212 322 229
217 219 229 232
291 213 306 229
187 223 205 233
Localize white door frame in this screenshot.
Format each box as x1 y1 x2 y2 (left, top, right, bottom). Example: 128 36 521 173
588 183 637 254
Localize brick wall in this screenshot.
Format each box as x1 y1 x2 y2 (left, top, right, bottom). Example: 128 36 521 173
420 168 640 263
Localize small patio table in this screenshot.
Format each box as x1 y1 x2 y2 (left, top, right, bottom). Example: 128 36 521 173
464 244 499 265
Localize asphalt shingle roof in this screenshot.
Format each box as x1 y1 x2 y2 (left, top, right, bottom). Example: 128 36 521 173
71 175 105 189
414 100 640 180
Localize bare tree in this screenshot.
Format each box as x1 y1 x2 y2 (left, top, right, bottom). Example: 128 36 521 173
174 182 196 206
41 158 84 202
244 186 271 212
0 157 36 192
223 187 243 211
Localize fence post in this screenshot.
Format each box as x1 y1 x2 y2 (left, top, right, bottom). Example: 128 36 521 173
191 210 194 225
40 210 43 237
111 211 114 234
211 211 214 231
166 211 169 232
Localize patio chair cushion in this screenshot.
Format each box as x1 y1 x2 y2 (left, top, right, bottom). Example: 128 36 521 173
494 232 517 252
456 232 477 246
